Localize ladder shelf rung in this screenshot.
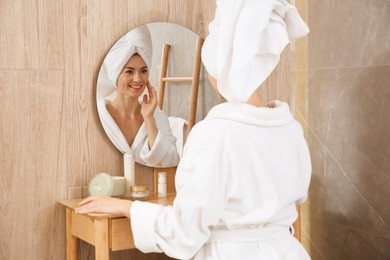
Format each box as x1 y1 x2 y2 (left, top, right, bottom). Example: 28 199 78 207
162 77 193 83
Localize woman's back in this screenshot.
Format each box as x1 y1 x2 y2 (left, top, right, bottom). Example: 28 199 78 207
157 101 312 259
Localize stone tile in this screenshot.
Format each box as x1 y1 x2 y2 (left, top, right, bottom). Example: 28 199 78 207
307 0 390 69
307 65 390 149
301 230 326 260
303 218 390 260
305 65 390 239
304 135 390 237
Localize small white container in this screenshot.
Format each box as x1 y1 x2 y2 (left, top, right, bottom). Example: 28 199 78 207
158 172 167 198
88 172 126 197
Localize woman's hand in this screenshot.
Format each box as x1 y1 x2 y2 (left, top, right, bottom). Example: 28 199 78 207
75 196 132 218
141 81 158 119
141 82 159 148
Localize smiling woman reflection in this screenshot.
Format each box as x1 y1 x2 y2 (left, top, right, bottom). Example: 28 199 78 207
97 26 180 167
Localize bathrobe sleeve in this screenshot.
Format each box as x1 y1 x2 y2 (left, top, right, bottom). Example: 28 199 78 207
131 120 228 259
139 108 180 167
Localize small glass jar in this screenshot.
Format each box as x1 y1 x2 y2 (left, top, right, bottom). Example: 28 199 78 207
130 184 150 201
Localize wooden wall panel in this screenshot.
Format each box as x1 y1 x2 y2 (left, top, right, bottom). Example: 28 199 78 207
64 0 129 188
0 0 63 70
127 0 215 38
0 70 67 259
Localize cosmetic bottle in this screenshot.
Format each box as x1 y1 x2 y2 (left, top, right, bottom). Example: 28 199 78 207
158 172 167 198
124 153 135 197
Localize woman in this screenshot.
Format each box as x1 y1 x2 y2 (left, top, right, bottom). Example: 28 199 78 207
78 1 312 259
97 25 180 167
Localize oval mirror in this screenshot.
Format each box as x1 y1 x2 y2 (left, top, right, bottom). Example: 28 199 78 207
96 22 212 167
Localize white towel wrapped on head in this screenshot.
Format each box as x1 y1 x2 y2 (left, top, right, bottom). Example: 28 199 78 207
97 25 153 100
201 0 309 103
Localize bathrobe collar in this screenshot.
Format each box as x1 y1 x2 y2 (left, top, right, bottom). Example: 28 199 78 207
206 100 293 127
97 98 146 154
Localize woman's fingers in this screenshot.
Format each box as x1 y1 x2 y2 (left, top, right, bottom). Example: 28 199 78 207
75 202 95 214
141 82 157 118
147 82 157 106
143 92 148 103
78 196 99 206
75 196 132 217
147 81 156 99
76 196 108 214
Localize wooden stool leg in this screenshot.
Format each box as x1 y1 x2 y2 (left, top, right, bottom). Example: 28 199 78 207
94 218 110 260
66 208 79 260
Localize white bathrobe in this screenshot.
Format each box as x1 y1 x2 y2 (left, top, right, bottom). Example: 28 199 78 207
97 98 180 168
130 100 311 259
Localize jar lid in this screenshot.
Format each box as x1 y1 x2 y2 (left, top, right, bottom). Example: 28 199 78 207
130 184 149 192
88 172 114 196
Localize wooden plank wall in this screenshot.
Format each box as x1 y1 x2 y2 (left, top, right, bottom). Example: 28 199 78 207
0 0 293 259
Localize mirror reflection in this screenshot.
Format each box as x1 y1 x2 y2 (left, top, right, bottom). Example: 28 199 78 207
96 23 203 167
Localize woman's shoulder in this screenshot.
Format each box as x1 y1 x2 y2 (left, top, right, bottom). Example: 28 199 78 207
186 117 230 145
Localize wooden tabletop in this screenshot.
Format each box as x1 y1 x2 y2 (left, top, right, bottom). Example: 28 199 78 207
59 193 175 218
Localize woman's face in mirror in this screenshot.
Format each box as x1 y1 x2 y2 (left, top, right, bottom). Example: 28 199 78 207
117 54 149 99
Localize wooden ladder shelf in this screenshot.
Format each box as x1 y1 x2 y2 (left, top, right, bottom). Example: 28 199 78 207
157 36 204 135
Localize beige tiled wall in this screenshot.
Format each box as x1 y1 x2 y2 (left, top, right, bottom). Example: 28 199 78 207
296 0 390 259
